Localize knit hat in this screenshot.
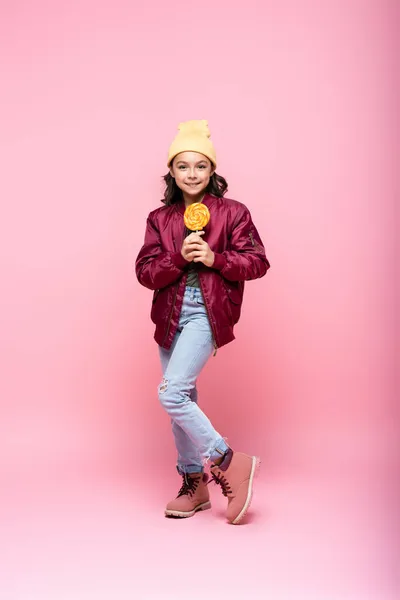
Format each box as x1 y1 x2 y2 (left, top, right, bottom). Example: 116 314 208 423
167 120 217 167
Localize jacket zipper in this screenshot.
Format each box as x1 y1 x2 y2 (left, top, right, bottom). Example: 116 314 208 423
198 272 218 356
249 230 263 252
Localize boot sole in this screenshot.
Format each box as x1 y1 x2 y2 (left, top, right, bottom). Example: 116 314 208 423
165 501 212 518
231 456 261 525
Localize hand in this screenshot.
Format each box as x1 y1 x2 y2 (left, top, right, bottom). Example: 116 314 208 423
181 231 215 267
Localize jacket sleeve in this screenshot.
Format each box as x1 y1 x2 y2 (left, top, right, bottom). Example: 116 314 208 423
212 205 270 282
135 213 188 291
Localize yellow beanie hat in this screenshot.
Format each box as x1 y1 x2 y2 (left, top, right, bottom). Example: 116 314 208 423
167 120 217 167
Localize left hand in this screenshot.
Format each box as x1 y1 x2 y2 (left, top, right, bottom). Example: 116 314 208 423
185 233 215 267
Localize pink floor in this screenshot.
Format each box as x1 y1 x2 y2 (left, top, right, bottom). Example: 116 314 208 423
2 462 399 600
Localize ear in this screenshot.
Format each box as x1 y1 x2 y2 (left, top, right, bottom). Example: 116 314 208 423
169 167 175 178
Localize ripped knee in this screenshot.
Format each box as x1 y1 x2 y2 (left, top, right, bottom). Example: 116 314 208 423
158 378 192 413
158 377 168 395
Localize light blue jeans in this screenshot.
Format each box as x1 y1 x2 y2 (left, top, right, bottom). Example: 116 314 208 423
158 286 229 474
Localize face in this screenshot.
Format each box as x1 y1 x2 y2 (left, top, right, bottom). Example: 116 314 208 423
170 152 214 202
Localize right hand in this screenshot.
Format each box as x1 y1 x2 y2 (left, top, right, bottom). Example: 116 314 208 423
181 231 205 262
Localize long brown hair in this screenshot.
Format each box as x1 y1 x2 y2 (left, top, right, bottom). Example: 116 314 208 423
161 168 228 206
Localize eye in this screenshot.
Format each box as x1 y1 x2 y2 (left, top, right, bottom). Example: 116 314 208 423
178 165 187 170
197 165 206 169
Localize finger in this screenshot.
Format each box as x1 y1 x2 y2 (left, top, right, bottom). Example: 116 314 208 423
186 243 204 251
183 241 198 251
186 239 203 249
189 238 207 247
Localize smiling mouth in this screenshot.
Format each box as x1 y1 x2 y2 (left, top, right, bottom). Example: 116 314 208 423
187 182 200 186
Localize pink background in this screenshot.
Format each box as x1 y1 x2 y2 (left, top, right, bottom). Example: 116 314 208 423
0 1 398 598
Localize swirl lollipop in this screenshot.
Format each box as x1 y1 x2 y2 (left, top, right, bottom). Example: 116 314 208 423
184 202 210 232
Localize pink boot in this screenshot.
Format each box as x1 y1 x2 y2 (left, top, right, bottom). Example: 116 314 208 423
165 473 211 518
210 449 260 524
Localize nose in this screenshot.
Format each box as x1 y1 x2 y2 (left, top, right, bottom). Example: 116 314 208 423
187 167 197 179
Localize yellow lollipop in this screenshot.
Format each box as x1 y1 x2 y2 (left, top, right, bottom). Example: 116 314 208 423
184 202 210 232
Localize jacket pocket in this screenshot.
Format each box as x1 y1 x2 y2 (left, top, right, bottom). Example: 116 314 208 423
150 289 161 323
223 282 243 325
225 286 242 305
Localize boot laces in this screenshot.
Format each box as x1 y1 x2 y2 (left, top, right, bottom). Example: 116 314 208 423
209 471 232 497
177 474 200 498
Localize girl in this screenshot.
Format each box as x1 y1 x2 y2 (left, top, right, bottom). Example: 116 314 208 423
135 120 270 524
